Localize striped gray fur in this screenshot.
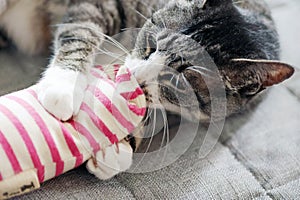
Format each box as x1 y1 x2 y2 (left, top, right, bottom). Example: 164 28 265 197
128 0 294 121
51 0 167 72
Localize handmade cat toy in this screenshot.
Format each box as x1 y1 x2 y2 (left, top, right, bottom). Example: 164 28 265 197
0 64 146 199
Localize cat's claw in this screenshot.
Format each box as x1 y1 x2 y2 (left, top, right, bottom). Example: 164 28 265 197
86 140 133 180
37 67 87 121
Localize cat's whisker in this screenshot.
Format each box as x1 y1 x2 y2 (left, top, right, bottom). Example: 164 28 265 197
170 74 176 84
92 42 127 61
57 35 127 64
187 67 208 77
181 73 191 88
92 51 126 63
126 25 160 38
136 0 157 13
134 112 151 138
119 28 159 42
129 107 154 172
144 28 160 37
93 32 130 56
141 108 157 156
192 65 215 74
131 8 151 22
159 16 167 30
93 48 125 60
193 66 219 78
180 52 185 65
120 27 159 36
143 108 154 125
108 56 127 65
158 108 166 150
55 23 130 55
93 53 125 64
120 27 134 32
95 46 125 57
233 0 243 3
175 74 180 89
132 0 166 32
159 106 170 164
58 34 129 58
187 67 216 79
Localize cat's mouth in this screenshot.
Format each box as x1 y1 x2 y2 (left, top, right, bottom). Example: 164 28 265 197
138 71 209 122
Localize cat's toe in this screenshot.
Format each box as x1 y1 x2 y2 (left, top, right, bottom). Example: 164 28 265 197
38 86 83 121
86 141 133 180
37 67 87 121
115 141 134 171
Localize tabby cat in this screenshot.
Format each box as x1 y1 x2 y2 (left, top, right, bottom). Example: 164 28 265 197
0 0 294 179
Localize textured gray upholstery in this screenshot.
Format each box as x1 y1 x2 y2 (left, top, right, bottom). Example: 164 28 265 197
1 0 299 199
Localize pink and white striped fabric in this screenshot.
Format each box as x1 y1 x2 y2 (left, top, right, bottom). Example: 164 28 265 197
0 65 146 198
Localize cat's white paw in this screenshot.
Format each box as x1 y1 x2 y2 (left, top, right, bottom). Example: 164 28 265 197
86 140 133 180
37 67 87 121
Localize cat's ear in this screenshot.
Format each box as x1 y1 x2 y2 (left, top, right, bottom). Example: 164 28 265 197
232 59 295 87
201 0 232 8
225 59 295 96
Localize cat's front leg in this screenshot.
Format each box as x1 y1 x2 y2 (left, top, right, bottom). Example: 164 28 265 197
38 2 117 121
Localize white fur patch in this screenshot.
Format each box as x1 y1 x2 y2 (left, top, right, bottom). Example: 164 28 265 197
124 53 166 82
124 53 167 105
37 67 87 121
86 140 133 180
175 0 195 8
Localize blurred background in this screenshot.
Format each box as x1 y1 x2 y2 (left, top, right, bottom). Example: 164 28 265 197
267 0 300 97
267 0 300 67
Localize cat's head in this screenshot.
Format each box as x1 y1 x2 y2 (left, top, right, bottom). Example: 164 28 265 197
124 0 294 122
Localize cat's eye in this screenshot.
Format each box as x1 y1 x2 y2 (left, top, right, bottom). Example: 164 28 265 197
177 65 190 73
167 54 191 73
240 83 263 97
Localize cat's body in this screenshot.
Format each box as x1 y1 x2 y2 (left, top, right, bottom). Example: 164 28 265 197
0 0 294 180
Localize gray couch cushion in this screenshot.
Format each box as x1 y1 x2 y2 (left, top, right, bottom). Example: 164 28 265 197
116 143 266 199
268 179 300 199
225 86 300 193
